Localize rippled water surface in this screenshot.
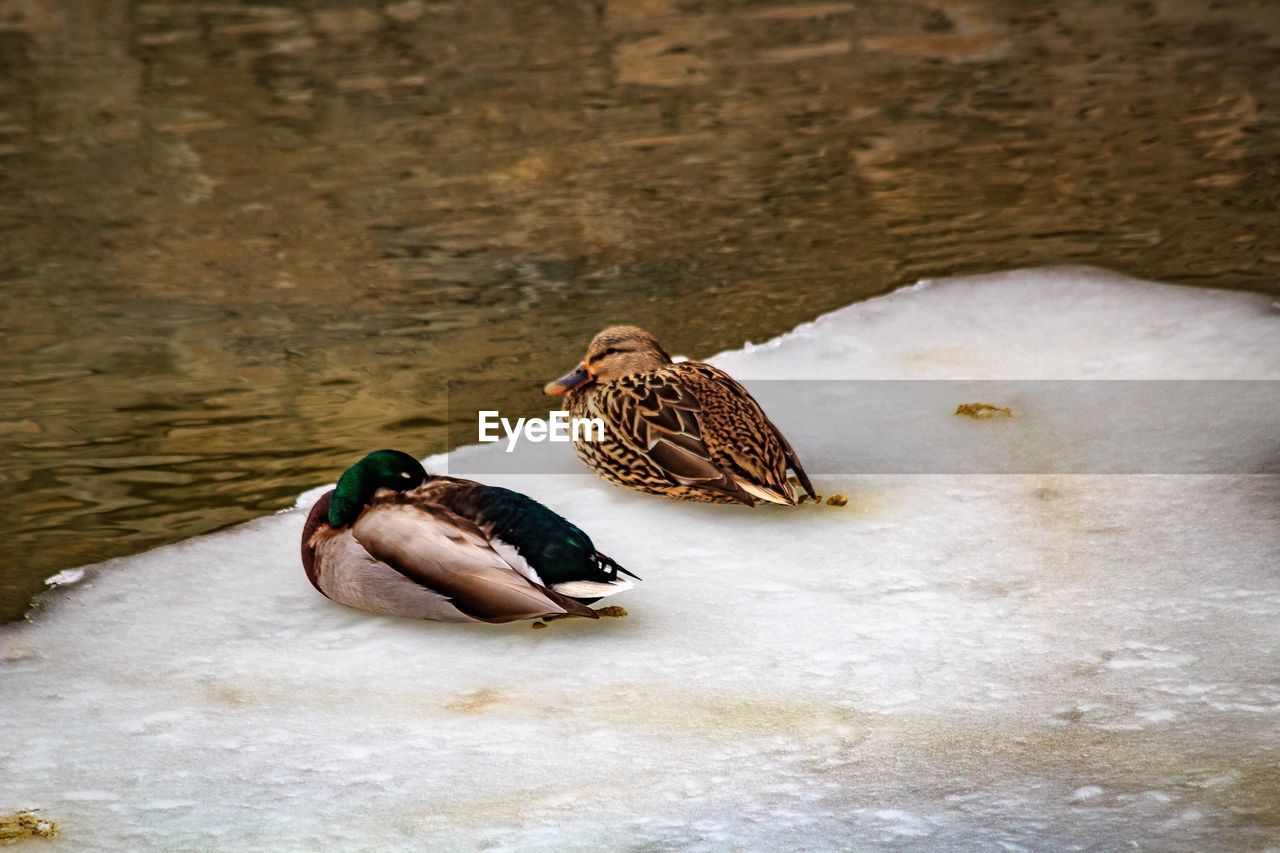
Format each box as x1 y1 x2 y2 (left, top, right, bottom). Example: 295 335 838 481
1 0 1278 620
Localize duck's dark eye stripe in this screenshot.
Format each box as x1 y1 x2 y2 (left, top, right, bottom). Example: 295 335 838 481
590 346 628 363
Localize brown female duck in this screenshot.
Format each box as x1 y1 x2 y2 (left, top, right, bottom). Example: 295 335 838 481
545 326 816 506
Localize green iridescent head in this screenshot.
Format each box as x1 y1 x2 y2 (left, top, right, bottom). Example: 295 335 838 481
327 449 427 528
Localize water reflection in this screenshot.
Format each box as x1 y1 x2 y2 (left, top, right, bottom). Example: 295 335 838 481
1 0 1278 619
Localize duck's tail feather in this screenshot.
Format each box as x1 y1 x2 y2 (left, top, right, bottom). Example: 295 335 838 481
551 576 634 599
595 552 640 581
550 552 639 600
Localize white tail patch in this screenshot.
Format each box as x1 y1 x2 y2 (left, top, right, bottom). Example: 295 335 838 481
736 479 796 506
552 578 634 599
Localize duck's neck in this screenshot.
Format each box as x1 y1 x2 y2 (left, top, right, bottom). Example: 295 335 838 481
328 464 382 528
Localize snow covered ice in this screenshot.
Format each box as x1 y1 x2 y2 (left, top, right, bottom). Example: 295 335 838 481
2 268 1278 850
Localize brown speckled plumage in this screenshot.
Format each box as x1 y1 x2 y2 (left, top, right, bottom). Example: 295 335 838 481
549 327 816 506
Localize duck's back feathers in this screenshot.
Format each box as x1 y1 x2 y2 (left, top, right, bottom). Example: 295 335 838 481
352 498 598 622
684 363 816 503
414 480 636 601
567 361 815 505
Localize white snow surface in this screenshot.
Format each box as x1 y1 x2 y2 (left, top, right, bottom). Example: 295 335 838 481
3 267 1279 850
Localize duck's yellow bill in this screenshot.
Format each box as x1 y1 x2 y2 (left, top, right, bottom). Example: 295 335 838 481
545 364 591 395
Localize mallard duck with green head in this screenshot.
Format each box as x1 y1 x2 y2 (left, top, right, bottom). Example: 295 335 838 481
301 450 637 623
546 326 816 506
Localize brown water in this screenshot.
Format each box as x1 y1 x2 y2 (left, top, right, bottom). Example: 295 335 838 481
1 0 1278 621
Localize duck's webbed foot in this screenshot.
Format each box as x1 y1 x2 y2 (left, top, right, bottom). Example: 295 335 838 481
531 605 629 629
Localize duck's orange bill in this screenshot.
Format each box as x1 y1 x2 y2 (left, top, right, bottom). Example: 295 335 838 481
544 364 591 395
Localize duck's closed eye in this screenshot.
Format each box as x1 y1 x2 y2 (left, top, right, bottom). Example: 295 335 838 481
400 472 412 478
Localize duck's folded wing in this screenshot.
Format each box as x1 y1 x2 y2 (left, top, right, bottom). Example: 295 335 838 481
352 501 598 623
700 363 816 500
676 364 805 505
605 375 756 505
312 529 477 622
